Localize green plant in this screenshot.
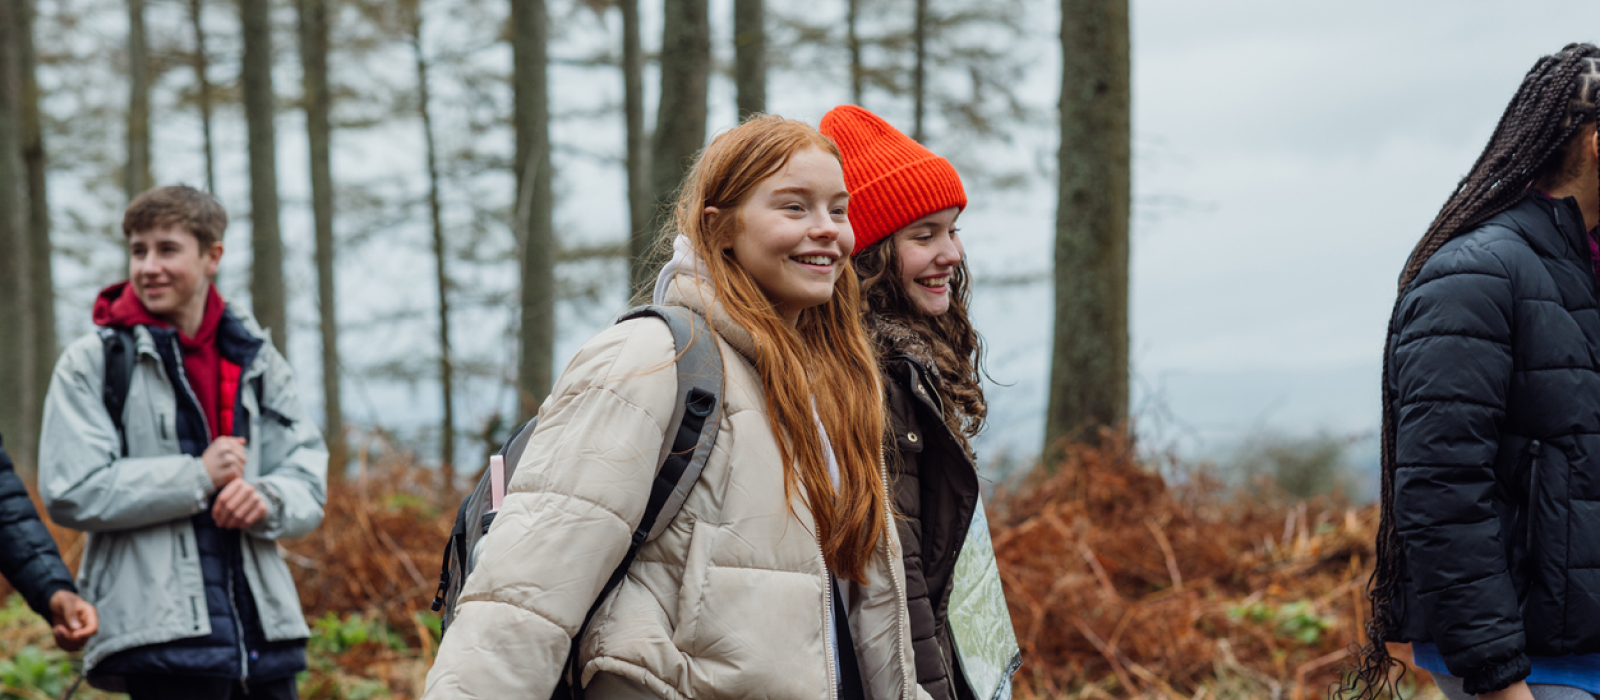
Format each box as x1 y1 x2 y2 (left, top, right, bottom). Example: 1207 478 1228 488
0 645 76 700
308 612 406 656
1225 600 1335 645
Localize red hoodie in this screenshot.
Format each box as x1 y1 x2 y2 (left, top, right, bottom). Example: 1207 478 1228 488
93 281 242 438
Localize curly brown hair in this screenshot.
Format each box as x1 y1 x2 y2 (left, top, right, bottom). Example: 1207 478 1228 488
854 234 987 455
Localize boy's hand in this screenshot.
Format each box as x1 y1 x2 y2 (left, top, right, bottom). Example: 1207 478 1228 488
202 436 248 489
212 479 269 529
48 590 98 651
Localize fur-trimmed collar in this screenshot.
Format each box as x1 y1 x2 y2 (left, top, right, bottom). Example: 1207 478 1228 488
864 313 940 376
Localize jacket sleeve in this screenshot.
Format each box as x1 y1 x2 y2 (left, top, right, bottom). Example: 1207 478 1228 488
423 319 678 700
0 437 77 618
39 336 216 532
247 347 328 542
1390 241 1528 694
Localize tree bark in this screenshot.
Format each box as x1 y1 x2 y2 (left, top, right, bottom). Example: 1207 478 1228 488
297 0 345 477
240 0 287 354
190 0 217 195
0 0 37 473
126 0 151 198
410 5 455 488
1045 0 1130 456
513 0 554 420
733 0 764 120
847 0 861 105
911 0 927 142
19 0 53 454
621 0 651 297
647 0 709 279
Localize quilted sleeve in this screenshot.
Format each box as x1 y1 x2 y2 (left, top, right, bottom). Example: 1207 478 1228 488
422 318 679 700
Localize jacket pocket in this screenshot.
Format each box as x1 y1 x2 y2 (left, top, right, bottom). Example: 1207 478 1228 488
1520 441 1570 651
671 520 718 654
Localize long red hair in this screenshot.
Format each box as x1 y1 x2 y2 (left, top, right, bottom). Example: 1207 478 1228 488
668 115 887 583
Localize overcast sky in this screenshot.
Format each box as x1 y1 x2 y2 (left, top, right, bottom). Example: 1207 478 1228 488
48 0 1600 476
962 1 1600 466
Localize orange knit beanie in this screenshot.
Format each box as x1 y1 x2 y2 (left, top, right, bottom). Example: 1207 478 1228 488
820 105 966 255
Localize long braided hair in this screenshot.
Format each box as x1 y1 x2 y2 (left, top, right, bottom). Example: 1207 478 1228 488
1340 43 1600 699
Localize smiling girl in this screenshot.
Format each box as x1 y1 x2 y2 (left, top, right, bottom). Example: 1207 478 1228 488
422 115 923 700
823 105 1010 700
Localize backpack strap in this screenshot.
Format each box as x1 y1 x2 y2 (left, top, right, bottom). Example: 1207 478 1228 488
560 305 725 699
98 327 136 458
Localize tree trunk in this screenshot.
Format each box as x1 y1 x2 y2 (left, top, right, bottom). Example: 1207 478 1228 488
621 0 650 297
240 0 287 354
19 0 53 461
410 5 455 488
0 0 37 474
733 0 764 120
1044 0 1130 456
911 0 927 142
647 0 709 275
190 0 217 194
512 0 554 420
846 0 861 105
297 0 344 477
126 0 151 198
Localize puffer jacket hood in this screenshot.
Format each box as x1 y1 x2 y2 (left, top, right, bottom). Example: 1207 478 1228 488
423 274 924 700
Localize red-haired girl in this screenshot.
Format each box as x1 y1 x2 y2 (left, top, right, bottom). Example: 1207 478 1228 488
423 115 922 700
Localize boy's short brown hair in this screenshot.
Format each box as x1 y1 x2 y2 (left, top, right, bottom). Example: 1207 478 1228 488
122 185 227 248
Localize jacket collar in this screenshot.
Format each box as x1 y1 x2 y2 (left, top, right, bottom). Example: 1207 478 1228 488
1505 191 1592 263
662 275 759 365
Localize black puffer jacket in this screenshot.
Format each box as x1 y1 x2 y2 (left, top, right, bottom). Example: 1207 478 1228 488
0 432 78 618
884 355 979 700
1387 193 1600 693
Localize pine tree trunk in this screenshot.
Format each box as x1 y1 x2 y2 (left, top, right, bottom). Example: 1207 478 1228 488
733 0 764 120
1045 0 1130 456
647 0 709 266
297 0 344 477
126 0 151 198
19 0 53 459
190 0 217 194
513 0 554 419
240 0 287 354
622 0 650 297
847 0 861 105
911 0 927 142
0 0 37 474
411 6 455 489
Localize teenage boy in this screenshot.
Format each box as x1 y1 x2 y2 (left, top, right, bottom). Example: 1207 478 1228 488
38 185 327 700
0 430 98 651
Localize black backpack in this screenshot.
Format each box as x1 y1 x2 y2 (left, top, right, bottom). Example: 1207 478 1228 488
429 305 725 700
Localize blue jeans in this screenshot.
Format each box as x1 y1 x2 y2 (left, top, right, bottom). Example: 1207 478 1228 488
1434 674 1597 700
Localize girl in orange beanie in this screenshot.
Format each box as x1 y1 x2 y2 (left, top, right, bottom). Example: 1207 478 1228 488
821 105 1020 700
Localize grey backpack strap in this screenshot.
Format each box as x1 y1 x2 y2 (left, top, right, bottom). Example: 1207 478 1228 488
617 305 725 542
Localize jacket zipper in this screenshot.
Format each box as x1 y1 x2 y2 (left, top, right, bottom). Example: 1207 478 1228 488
172 336 248 683
880 443 912 700
817 532 839 700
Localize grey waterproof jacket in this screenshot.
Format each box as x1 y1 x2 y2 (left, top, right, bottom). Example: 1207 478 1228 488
37 304 327 683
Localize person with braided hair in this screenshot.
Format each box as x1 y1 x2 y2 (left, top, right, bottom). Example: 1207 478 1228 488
1344 43 1600 700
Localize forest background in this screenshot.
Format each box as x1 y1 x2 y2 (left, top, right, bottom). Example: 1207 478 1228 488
1 0 1598 698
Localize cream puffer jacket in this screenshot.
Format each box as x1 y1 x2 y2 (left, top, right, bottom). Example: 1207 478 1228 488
423 279 924 700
